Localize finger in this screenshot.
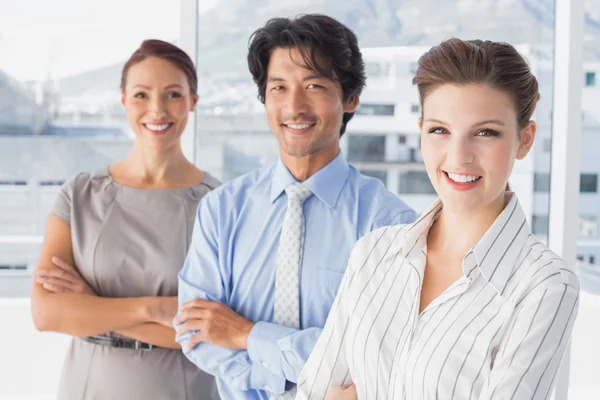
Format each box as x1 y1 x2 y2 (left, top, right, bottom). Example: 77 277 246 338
176 319 207 337
179 299 221 311
174 308 213 325
51 257 78 274
36 268 79 285
37 278 74 293
188 331 206 351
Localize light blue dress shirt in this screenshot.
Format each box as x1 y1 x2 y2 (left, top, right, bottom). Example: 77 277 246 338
176 152 417 399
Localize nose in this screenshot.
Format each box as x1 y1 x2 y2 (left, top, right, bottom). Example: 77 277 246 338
285 87 310 117
448 136 475 165
148 96 167 119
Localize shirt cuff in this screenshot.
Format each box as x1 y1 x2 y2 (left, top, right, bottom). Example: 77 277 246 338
249 361 288 394
247 321 297 377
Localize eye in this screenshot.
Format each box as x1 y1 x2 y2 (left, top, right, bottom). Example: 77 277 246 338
428 127 448 135
307 83 323 89
134 92 147 99
167 91 182 99
476 129 500 137
270 85 284 92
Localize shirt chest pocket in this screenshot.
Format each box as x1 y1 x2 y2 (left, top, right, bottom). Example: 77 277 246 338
315 267 345 301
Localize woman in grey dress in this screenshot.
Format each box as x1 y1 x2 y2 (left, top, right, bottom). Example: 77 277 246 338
31 39 220 400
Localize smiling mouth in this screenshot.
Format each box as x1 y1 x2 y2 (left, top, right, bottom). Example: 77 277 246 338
283 123 316 130
444 171 482 183
144 123 173 132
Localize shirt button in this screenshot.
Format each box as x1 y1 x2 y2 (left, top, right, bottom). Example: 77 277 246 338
261 361 269 368
264 385 272 391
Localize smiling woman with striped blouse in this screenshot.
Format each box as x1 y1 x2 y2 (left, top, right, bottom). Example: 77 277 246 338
296 38 580 400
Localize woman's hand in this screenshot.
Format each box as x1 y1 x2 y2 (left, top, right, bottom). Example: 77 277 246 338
35 256 96 296
148 297 179 327
325 384 357 400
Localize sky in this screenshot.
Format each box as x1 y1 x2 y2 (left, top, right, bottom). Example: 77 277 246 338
0 0 221 81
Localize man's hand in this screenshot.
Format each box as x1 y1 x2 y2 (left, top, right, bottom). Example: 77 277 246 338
175 299 255 351
35 256 96 295
325 384 357 400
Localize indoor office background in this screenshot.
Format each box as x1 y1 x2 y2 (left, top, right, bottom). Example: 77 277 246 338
0 0 595 398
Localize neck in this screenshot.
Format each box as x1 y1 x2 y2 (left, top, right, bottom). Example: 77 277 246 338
428 193 508 258
121 142 191 184
281 146 340 182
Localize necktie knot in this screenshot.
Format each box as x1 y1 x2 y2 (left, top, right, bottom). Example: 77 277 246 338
285 182 313 203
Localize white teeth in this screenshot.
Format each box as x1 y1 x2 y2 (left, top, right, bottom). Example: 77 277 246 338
145 123 170 131
287 124 312 129
447 172 481 183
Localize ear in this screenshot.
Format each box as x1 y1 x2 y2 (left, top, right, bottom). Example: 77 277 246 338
120 90 126 108
343 95 359 113
418 116 423 130
516 121 537 160
190 94 199 112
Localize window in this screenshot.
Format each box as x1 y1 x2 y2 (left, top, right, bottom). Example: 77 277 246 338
39 180 66 186
591 255 596 264
409 62 418 74
411 104 420 113
399 171 436 195
355 103 395 116
0 180 27 186
398 135 407 144
360 169 387 183
585 71 596 87
580 174 598 193
534 173 551 192
532 215 549 236
365 62 390 78
347 135 386 162
0 2 183 396
543 138 552 153
579 216 597 238
0 264 27 271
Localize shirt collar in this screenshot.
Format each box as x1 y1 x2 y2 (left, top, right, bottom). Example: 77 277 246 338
392 193 530 296
269 152 350 208
471 192 530 295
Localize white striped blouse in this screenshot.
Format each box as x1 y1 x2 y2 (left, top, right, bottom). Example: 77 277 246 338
296 194 580 400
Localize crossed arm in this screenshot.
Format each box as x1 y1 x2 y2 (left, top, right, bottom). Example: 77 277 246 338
31 215 180 349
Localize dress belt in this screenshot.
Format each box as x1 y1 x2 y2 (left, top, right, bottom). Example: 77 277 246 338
80 334 154 351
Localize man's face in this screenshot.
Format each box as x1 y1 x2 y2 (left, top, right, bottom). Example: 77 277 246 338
264 47 358 159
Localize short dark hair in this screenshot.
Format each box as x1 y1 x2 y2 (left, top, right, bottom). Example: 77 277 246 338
121 39 198 95
413 38 540 129
247 14 366 136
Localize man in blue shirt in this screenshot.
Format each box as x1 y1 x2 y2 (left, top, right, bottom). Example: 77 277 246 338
174 14 417 399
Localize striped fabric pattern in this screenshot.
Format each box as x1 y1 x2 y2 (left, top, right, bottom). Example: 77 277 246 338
296 194 580 400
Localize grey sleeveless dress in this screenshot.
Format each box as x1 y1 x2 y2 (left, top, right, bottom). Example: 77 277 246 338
50 168 221 400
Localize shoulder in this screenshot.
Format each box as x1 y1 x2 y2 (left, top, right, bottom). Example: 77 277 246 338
60 168 110 196
509 235 580 304
347 166 417 224
348 223 413 272
198 164 274 210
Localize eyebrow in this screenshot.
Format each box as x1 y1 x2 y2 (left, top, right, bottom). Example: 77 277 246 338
267 73 326 83
131 84 184 90
423 118 506 126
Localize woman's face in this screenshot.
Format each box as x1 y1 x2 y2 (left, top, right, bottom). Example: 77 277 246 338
419 83 535 216
121 56 197 153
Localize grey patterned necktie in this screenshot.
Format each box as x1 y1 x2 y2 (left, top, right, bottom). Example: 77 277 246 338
271 182 313 399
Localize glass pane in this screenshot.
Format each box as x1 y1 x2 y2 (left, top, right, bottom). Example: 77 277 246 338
194 0 562 395
196 0 557 220
569 2 600 397
347 135 386 162
0 1 180 398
